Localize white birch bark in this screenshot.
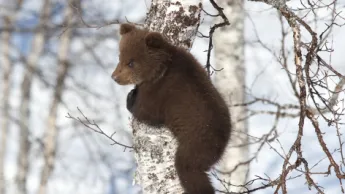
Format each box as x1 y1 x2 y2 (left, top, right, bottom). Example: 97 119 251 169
0 4 23 194
0 16 14 194
38 1 73 194
0 18 12 194
17 1 50 194
132 1 202 193
213 0 248 192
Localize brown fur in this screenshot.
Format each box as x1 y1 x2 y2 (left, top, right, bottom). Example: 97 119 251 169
112 24 231 194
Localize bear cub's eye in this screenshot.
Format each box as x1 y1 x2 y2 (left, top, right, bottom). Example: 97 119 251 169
128 60 134 68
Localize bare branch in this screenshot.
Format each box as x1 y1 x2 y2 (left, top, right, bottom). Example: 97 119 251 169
66 107 133 150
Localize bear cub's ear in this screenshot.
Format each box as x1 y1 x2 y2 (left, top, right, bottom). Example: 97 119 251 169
145 32 165 49
120 23 135 35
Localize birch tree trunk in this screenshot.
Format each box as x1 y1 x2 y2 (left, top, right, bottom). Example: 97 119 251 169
17 1 50 193
0 17 12 194
38 1 73 194
132 1 202 193
0 1 23 191
213 0 248 192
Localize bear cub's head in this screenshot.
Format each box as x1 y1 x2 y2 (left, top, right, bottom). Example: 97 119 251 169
112 24 171 85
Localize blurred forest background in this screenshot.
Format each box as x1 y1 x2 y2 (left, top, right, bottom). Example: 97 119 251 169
0 0 345 194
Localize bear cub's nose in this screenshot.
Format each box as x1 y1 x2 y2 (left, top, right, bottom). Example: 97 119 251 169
111 74 119 82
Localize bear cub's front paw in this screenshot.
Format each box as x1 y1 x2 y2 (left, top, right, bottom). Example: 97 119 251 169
126 87 138 113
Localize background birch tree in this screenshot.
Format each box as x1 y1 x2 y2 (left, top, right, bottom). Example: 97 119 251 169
0 1 23 194
39 0 74 193
17 1 51 194
213 0 248 192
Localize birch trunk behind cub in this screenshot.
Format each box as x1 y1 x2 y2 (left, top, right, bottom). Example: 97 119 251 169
213 0 249 192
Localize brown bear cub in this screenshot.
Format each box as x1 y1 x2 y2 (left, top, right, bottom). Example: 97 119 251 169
112 24 231 194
